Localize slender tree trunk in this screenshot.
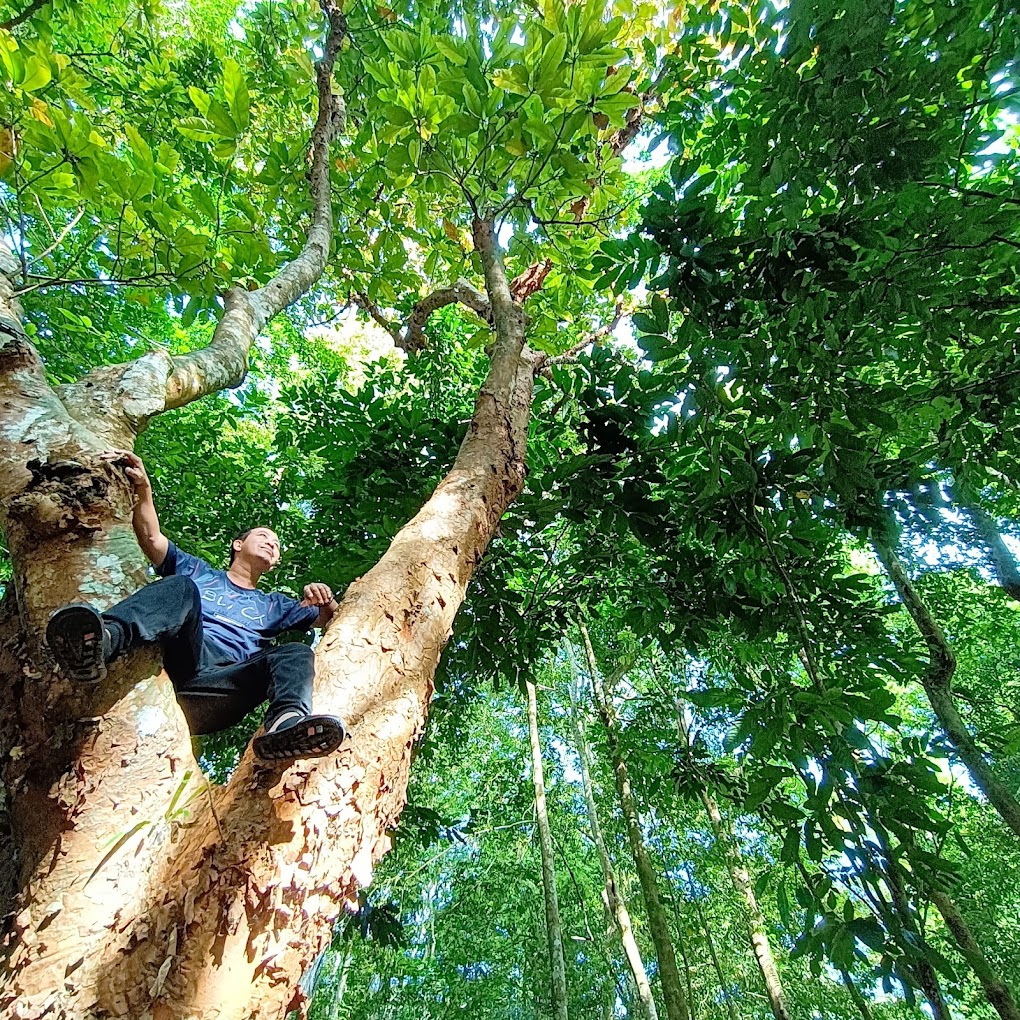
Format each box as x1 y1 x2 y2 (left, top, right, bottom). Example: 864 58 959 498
952 490 1020 598
565 649 659 1020
874 535 1020 840
931 888 1020 1020
578 621 691 1020
698 789 791 1020
874 831 952 1020
676 706 792 1020
527 678 570 1020
839 969 875 1020
673 912 697 1020
691 896 738 1020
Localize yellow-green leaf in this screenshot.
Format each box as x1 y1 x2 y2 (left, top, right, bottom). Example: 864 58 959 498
20 55 51 93
222 58 250 133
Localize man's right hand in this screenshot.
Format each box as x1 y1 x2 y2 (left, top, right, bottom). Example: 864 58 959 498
103 450 168 567
102 450 151 492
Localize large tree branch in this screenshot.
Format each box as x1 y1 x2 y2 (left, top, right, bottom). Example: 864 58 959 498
352 278 492 353
59 0 348 439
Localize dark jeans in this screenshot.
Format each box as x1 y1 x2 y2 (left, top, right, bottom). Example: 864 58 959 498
102 575 314 735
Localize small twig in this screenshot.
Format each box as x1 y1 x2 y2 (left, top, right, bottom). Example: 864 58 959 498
15 270 185 295
28 207 85 267
547 301 624 367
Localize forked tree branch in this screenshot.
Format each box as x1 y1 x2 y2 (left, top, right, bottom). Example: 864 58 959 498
352 278 492 352
58 0 348 434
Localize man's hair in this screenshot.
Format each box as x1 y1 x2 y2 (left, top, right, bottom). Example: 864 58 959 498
228 529 254 565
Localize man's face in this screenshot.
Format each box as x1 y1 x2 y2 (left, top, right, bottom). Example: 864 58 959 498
234 527 281 569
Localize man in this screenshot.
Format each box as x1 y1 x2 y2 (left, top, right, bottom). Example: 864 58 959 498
45 450 346 763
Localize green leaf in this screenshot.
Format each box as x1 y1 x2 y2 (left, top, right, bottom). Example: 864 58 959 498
124 123 153 172
20 55 51 93
539 33 568 85
462 82 481 117
188 86 212 117
223 58 250 133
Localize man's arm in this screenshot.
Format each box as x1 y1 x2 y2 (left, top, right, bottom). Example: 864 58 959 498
103 450 170 568
301 583 340 629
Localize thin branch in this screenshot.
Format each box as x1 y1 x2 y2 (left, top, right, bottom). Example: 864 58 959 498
59 0 349 427
917 180 1020 208
16 269 182 295
1 0 52 30
403 278 491 351
546 301 624 367
352 278 493 353
351 289 402 343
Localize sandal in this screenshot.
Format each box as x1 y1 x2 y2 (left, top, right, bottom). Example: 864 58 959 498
253 713 346 763
46 603 108 683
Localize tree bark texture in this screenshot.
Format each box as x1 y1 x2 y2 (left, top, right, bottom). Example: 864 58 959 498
527 679 570 1020
873 536 1020 840
565 655 658 1020
578 621 691 1020
931 888 1020 1020
0 95 544 1020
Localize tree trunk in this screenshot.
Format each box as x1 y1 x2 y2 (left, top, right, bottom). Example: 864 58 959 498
874 831 952 1020
565 648 659 1020
839 969 875 1020
691 895 738 1020
527 678 570 1020
698 790 791 1020
0 195 542 1013
578 620 691 1020
676 708 792 1020
953 491 1020 599
873 535 1020 840
931 887 1020 1020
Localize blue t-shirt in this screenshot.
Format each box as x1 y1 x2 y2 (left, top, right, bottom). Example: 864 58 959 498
156 542 320 664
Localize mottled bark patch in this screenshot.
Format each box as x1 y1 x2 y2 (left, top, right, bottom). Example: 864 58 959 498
5 457 133 540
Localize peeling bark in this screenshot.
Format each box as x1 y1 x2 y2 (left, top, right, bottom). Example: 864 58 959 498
2 209 539 1014
527 679 570 1020
0 4 558 1009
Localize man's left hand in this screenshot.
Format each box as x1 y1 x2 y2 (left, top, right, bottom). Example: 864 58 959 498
303 582 335 607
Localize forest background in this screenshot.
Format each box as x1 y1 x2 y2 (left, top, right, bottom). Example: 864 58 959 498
0 0 1019 1017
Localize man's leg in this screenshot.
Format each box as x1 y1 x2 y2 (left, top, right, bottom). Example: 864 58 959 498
252 643 346 762
47 575 203 684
